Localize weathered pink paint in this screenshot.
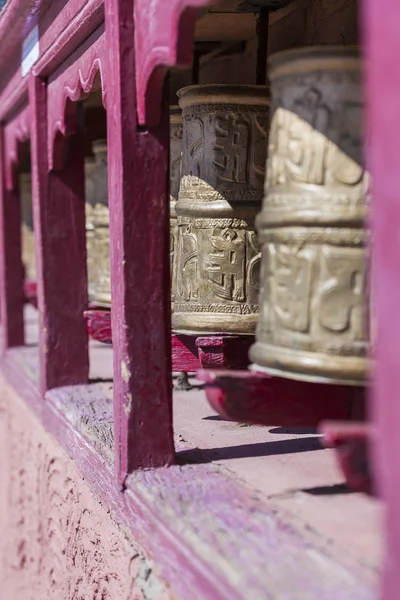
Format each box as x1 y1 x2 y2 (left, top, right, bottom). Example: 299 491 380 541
105 0 174 480
0 345 379 600
0 107 29 351
0 373 170 600
364 0 400 596
30 74 89 393
133 0 221 126
0 0 389 596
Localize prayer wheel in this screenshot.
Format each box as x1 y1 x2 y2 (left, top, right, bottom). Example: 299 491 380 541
85 156 96 300
170 106 183 309
19 172 36 281
90 139 110 308
249 46 370 385
172 84 269 335
86 111 183 310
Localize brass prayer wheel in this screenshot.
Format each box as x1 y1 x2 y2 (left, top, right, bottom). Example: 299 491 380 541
19 172 36 281
90 139 110 307
86 112 183 310
172 84 269 335
85 156 96 300
170 106 183 310
249 46 370 385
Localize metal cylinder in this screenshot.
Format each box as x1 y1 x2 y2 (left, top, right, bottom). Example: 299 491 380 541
90 140 110 308
19 172 36 281
172 84 270 335
249 46 370 385
85 156 96 300
170 106 183 310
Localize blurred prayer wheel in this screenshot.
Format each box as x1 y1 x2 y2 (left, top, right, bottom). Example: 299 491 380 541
172 84 269 335
85 156 96 300
170 106 183 310
90 139 110 308
19 172 36 281
249 46 370 385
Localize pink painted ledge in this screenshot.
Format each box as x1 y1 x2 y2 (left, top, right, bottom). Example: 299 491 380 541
0 308 381 598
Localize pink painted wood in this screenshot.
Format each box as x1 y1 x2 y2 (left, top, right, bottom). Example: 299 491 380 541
364 0 400 596
320 421 372 495
133 0 221 126
199 370 365 428
29 75 89 393
105 0 174 481
24 279 38 308
84 309 112 345
0 107 31 351
0 346 376 600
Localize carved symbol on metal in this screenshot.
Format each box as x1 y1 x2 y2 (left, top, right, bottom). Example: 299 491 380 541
207 228 246 302
178 225 199 302
213 113 250 185
271 244 313 332
318 247 367 339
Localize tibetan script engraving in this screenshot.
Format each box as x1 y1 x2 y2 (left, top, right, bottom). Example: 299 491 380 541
207 229 246 302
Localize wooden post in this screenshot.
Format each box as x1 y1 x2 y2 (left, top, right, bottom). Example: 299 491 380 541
364 0 400 597
105 0 174 482
29 75 89 394
0 131 24 351
256 7 269 86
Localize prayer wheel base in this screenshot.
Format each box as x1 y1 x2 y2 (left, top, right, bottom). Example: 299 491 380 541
84 309 252 371
249 342 369 387
199 369 366 427
172 314 258 337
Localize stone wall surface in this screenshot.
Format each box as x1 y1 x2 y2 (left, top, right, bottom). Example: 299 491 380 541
0 377 170 600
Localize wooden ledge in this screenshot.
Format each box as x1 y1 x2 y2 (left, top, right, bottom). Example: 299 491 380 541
0 341 381 599
0 307 381 598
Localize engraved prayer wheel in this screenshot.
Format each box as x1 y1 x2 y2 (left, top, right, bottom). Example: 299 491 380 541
170 106 183 310
172 84 270 335
249 46 370 385
90 140 110 308
19 172 36 281
85 156 96 300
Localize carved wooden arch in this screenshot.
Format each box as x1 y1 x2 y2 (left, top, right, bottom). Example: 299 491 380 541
134 0 221 127
47 24 107 170
3 103 31 191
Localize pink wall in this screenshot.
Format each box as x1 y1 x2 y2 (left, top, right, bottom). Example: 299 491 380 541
0 374 170 600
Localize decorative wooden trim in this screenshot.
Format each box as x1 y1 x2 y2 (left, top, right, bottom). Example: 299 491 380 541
0 75 28 122
3 103 30 191
47 24 106 170
34 0 104 77
29 74 89 393
199 370 365 427
134 0 220 126
105 0 174 481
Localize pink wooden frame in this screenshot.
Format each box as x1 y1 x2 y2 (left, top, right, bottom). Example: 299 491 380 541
364 0 400 596
0 103 31 351
0 0 394 595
